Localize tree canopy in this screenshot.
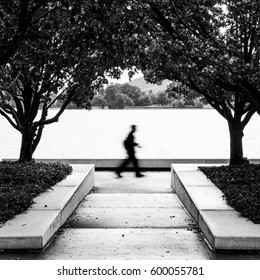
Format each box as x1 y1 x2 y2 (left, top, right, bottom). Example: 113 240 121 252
0 1 71 66
1 0 260 164
103 84 147 108
113 0 259 164
0 0 140 161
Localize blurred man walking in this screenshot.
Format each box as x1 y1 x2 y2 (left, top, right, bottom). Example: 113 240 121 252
116 125 144 178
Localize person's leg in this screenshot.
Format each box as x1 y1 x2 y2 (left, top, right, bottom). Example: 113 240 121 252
129 153 144 177
116 157 130 177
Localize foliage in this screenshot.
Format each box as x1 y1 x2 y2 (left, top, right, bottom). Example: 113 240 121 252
116 0 257 164
0 161 72 224
104 84 122 106
2 0 259 164
100 82 201 108
0 1 67 66
150 91 171 106
103 83 149 108
193 99 204 108
199 164 260 224
120 83 142 104
112 93 134 109
171 99 185 108
92 95 107 108
101 82 175 108
136 94 153 106
0 1 138 161
166 81 199 100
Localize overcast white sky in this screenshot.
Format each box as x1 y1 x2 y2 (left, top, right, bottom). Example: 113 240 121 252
107 69 143 84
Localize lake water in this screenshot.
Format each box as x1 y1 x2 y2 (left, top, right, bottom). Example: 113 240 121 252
1 108 260 160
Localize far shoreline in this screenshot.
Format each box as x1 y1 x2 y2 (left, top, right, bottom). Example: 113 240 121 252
64 106 214 110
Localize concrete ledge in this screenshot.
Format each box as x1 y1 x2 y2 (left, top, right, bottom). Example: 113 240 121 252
171 164 260 251
0 164 95 250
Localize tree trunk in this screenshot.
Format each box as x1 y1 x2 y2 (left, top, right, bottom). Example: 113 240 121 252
19 128 36 162
228 119 246 165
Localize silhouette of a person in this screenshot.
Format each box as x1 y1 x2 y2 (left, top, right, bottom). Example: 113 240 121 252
116 125 144 178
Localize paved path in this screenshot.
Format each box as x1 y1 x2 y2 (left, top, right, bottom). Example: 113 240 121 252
1 171 258 260
55 171 210 260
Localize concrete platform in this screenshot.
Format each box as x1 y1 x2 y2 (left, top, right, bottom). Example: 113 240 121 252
93 171 172 193
171 164 260 251
37 228 209 260
0 164 95 249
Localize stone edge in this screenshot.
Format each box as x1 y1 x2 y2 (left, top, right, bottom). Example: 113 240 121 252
171 164 260 251
0 164 95 250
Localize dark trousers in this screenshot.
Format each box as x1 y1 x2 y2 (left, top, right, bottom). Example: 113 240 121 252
117 151 140 175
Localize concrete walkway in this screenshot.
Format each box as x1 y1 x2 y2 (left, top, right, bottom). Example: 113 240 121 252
59 171 211 259
1 171 259 259
0 171 209 259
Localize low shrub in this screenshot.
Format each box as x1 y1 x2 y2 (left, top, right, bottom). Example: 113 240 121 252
199 163 260 224
0 161 72 224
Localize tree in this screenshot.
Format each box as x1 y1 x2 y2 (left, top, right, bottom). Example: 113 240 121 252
157 91 171 106
112 93 134 109
92 95 107 108
150 91 171 106
120 83 142 105
166 81 202 107
104 83 147 107
220 1 260 116
150 92 157 105
0 1 137 161
166 81 199 100
136 94 152 106
104 84 121 107
117 0 257 165
0 1 74 66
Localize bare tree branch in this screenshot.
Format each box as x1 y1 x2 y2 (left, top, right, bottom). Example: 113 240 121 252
241 108 256 129
0 108 22 131
36 86 77 126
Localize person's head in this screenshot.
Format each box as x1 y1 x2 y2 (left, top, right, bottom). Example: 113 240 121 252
131 125 136 132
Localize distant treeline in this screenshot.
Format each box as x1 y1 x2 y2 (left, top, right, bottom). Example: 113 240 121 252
91 81 205 109
52 81 206 109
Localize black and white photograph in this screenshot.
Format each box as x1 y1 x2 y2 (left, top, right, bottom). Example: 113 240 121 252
0 0 260 279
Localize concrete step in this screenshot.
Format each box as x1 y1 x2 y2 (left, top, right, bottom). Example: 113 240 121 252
65 207 195 228
38 228 209 260
65 193 195 228
82 193 184 208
